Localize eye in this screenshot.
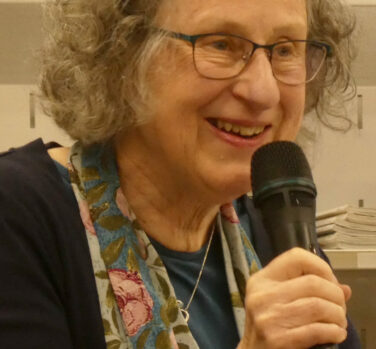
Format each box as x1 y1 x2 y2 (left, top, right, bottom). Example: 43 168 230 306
274 43 295 57
209 39 232 51
197 35 248 58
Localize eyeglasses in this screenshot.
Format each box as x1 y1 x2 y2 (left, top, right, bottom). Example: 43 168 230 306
164 30 332 86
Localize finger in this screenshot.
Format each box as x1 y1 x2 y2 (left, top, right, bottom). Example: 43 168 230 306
246 274 348 318
276 297 348 329
280 323 348 349
249 321 348 349
340 284 352 302
261 247 339 284
275 274 347 309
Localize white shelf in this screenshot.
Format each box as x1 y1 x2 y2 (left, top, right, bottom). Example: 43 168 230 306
324 249 376 270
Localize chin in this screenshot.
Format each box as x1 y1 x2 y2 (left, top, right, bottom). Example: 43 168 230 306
208 174 251 205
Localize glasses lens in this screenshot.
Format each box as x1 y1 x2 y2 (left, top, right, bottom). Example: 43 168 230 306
306 42 328 82
193 34 252 79
272 41 327 85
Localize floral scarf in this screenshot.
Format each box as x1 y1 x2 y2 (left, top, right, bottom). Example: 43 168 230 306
68 142 261 349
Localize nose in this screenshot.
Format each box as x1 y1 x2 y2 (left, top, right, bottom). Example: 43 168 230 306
231 50 280 111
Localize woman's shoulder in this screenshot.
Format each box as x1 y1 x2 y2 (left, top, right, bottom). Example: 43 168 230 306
0 139 74 220
0 139 76 271
0 139 64 193
0 140 105 348
1 139 51 175
0 138 83 277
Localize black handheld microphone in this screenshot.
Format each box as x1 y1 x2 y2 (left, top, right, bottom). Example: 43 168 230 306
251 141 338 349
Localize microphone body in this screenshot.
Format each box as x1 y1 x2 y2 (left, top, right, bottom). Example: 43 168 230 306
251 141 338 349
253 179 318 256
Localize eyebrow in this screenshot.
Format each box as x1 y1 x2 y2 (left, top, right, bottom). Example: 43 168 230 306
191 19 251 36
192 18 307 41
271 22 307 38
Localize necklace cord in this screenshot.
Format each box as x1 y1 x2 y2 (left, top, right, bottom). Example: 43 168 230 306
178 223 216 322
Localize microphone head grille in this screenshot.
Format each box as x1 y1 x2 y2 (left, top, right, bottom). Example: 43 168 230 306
251 141 313 195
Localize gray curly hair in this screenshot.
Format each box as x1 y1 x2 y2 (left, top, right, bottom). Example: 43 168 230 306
39 0 357 145
306 0 357 131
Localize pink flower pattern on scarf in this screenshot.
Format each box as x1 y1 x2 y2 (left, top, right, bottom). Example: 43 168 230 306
108 269 154 336
220 203 240 223
78 200 96 235
115 187 131 219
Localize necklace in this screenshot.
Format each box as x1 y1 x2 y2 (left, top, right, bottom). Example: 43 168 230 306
177 224 215 323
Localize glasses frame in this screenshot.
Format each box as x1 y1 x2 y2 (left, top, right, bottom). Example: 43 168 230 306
162 29 332 85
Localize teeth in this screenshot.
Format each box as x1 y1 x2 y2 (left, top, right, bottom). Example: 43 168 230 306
216 120 265 137
224 122 232 132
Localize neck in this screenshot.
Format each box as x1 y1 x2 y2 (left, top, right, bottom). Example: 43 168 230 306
115 137 219 252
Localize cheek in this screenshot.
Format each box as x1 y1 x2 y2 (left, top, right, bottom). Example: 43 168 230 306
278 86 305 140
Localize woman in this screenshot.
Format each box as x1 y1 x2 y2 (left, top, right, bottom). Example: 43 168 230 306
0 0 361 348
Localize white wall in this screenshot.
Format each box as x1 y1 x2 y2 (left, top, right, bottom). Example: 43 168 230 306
311 87 376 212
0 84 72 151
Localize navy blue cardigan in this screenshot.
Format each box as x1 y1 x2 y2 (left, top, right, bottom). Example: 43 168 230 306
0 139 360 348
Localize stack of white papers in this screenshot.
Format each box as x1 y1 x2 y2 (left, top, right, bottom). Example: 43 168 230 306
316 205 376 249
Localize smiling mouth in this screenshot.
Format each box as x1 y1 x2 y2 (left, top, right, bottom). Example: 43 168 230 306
209 119 267 138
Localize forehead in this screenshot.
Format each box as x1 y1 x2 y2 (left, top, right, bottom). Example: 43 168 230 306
156 0 307 40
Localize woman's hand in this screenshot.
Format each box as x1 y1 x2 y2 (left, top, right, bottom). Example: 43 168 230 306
237 248 351 349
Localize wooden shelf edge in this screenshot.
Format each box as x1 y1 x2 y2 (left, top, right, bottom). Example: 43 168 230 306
324 249 376 270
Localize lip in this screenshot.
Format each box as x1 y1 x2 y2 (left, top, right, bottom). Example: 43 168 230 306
206 118 272 148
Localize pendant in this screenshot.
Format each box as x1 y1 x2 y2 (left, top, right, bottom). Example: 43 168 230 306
176 299 190 322
180 308 190 322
